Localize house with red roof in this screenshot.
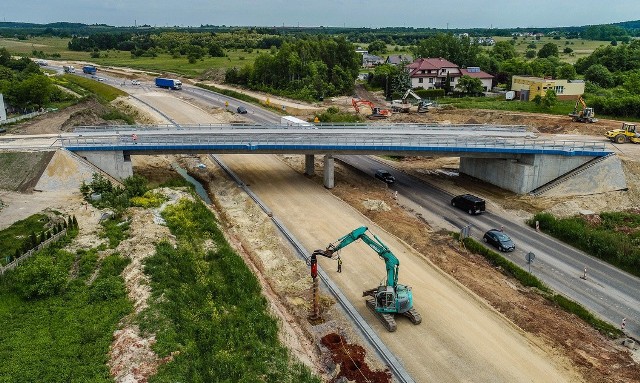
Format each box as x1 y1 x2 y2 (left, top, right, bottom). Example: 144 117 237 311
406 58 494 93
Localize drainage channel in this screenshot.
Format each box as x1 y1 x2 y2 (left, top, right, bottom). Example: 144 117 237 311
209 154 415 383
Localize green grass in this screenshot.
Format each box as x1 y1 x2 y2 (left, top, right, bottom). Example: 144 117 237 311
0 234 132 382
140 197 320 383
440 96 576 116
62 74 126 102
1 37 267 78
456 233 623 337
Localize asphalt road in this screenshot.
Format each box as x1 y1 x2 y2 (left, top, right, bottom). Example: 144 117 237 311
338 155 640 340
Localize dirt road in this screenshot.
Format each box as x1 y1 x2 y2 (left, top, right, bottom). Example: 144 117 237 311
129 92 581 382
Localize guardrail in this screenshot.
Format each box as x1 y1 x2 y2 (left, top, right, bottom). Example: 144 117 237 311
0 229 67 275
0 108 56 126
72 123 529 133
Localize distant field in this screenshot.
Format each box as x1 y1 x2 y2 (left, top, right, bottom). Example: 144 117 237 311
0 35 609 77
0 37 267 78
493 36 608 64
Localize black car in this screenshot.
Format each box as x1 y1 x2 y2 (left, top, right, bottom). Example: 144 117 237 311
237 106 247 114
483 229 515 252
374 170 395 184
451 194 485 215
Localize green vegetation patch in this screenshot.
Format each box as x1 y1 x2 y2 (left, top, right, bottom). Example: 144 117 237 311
0 213 49 264
62 74 126 103
140 198 319 382
0 234 132 382
457 234 623 337
529 212 640 277
440 97 576 115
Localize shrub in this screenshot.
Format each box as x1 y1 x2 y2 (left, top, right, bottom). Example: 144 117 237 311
89 276 127 302
13 254 67 299
414 88 445 99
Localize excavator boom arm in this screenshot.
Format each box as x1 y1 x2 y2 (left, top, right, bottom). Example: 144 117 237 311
320 226 399 287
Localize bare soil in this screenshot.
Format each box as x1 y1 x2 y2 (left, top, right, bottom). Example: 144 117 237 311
1 83 639 382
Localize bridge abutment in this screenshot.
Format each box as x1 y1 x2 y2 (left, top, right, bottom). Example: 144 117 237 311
75 150 133 181
459 154 594 194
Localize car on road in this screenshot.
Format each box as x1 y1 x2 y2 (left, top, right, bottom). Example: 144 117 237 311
237 106 247 114
374 170 395 184
97 77 106 82
131 80 140 85
451 194 485 215
483 229 515 252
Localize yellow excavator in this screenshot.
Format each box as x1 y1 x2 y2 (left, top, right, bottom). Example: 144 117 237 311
605 122 640 144
569 96 598 123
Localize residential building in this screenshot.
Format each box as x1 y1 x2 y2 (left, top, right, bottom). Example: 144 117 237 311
362 53 384 68
406 58 494 93
460 67 495 92
406 57 461 90
511 75 585 101
385 54 413 66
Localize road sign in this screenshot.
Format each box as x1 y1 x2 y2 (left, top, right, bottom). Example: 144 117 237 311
526 252 535 263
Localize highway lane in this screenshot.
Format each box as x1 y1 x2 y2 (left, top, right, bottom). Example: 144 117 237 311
338 154 640 340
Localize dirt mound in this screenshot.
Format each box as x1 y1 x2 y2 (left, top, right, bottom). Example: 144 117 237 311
321 333 391 383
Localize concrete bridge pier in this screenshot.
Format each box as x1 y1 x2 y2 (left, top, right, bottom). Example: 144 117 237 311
75 150 133 181
305 154 315 176
323 154 334 189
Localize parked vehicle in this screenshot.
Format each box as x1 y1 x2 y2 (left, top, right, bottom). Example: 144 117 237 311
375 170 395 184
451 194 485 215
155 77 182 90
237 106 247 114
82 65 97 75
483 229 515 252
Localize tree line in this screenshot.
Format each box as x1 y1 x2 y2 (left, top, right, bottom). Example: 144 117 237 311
225 36 360 101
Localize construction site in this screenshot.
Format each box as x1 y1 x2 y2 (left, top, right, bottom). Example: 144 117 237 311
1 74 640 382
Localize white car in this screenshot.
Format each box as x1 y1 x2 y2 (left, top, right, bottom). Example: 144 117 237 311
131 80 140 85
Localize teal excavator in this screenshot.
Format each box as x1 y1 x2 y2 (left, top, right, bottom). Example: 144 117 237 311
313 226 422 332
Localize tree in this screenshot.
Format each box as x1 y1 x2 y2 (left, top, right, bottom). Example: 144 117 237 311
367 40 387 56
563 47 573 54
557 63 577 80
413 33 480 67
491 41 517 61
525 50 537 59
585 64 615 88
456 75 484 96
537 43 559 58
541 89 557 109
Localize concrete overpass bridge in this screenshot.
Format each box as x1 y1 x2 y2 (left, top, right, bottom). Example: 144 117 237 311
54 123 623 194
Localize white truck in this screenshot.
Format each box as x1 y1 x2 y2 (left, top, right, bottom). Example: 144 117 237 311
63 65 76 73
280 116 314 127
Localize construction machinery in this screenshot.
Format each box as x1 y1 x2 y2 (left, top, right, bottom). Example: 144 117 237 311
605 122 640 144
351 98 392 119
313 226 422 332
569 96 598 123
390 88 432 113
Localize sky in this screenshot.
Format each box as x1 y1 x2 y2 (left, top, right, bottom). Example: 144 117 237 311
2 0 639 29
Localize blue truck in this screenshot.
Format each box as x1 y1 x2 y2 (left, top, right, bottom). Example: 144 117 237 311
155 78 182 90
82 65 97 75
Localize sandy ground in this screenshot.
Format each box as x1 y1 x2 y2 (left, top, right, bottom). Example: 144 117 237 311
1 82 639 382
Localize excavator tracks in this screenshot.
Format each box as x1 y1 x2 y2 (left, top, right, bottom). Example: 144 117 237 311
365 296 397 332
401 308 422 325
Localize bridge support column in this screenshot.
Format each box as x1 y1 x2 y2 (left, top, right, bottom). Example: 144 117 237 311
323 154 334 189
305 154 315 176
75 150 133 181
